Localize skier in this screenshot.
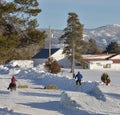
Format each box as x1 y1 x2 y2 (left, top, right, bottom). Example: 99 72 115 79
7 76 17 91
11 76 17 84
75 72 83 86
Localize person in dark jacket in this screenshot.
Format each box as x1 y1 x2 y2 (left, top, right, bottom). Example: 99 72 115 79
75 72 83 86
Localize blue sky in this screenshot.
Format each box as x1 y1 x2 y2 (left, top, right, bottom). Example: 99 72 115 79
38 0 120 29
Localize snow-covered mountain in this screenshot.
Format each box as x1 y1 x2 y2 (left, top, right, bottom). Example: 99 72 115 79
84 24 120 49
42 24 120 50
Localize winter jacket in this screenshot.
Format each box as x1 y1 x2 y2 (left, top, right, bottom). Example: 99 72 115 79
76 73 83 80
11 77 17 83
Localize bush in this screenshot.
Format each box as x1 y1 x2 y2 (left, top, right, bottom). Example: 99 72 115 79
44 57 61 74
101 73 111 85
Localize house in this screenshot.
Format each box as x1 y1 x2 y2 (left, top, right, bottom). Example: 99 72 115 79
83 54 120 70
32 48 59 66
33 48 120 70
32 48 70 68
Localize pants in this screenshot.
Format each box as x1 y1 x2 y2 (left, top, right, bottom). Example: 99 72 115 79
8 82 16 89
76 79 81 86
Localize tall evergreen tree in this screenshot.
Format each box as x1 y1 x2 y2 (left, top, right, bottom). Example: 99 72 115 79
105 41 120 53
87 39 102 54
60 12 85 72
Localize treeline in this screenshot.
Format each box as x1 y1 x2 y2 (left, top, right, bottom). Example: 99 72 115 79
0 0 46 64
82 39 120 54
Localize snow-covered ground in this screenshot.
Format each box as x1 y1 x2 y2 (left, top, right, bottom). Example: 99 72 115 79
0 61 120 115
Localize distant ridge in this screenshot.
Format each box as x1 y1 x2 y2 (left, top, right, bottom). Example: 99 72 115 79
40 24 120 50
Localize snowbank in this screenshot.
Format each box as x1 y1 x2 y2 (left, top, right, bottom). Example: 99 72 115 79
7 60 33 68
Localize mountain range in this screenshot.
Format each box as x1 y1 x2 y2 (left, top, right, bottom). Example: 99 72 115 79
43 24 120 50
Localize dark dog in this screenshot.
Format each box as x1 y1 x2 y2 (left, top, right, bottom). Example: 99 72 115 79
7 83 16 91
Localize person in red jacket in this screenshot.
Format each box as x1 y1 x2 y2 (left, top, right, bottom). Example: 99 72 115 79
7 76 17 90
11 76 17 83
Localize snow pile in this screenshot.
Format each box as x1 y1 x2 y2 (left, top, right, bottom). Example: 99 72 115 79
60 86 120 115
60 86 106 108
0 108 19 115
14 67 99 92
0 65 9 74
7 60 33 68
60 91 80 107
15 68 44 78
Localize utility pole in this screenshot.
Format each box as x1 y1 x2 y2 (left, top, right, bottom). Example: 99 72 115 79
48 26 53 57
48 26 51 57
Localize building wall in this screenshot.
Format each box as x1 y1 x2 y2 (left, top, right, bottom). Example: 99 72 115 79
88 60 120 70
110 64 120 71
51 49 65 61
51 49 71 68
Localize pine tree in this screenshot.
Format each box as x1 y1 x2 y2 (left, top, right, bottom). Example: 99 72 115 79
105 41 120 53
87 39 102 54
0 0 45 46
60 12 84 72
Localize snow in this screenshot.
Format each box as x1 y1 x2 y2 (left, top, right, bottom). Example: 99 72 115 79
0 60 120 115
112 24 120 27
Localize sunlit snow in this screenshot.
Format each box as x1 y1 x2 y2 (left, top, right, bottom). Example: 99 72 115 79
0 61 120 115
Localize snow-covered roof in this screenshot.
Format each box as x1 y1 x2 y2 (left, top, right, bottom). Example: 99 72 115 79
83 54 120 63
82 54 114 60
89 60 113 64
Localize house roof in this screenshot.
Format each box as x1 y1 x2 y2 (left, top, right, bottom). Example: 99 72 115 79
82 54 114 60
83 54 120 63
32 48 60 59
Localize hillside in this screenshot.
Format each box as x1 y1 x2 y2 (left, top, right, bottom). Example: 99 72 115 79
84 24 120 49
42 24 120 50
